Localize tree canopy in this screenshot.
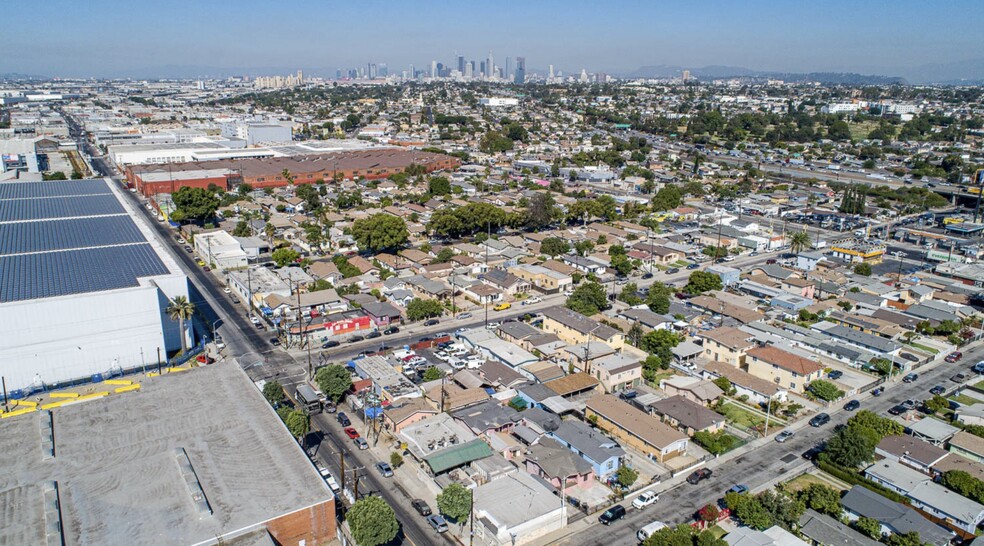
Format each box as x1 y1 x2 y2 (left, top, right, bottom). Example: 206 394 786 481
685 271 723 294
272 247 300 267
314 365 352 403
436 483 472 522
172 186 220 222
346 496 399 546
565 282 609 316
352 213 409 253
406 298 444 321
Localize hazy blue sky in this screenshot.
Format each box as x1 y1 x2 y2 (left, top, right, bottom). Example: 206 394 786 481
2 0 982 79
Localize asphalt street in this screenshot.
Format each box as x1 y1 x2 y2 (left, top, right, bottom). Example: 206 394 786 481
560 340 984 546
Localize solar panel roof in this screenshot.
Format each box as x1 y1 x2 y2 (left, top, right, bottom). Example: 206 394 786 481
0 244 170 303
0 179 111 200
0 193 125 222
0 215 146 256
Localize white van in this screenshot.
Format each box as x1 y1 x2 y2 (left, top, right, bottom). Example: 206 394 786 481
637 520 668 541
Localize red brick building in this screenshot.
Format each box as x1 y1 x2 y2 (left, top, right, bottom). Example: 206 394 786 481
127 148 459 194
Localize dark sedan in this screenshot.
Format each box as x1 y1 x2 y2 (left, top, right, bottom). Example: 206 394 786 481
687 468 712 485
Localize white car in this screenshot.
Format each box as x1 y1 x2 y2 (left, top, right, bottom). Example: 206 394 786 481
527 296 542 304
319 468 341 492
249 315 261 325
486 322 501 330
434 351 452 362
632 490 659 509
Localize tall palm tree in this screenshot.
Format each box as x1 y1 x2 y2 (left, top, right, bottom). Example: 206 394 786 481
166 296 196 354
789 231 811 254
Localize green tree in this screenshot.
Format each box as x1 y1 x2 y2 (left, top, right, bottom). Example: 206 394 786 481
232 220 252 237
825 426 878 468
295 183 322 210
43 171 67 180
789 231 811 254
685 271 723 295
940 470 984 504
165 296 196 353
853 262 872 276
422 366 444 382
432 247 455 263
884 532 924 546
352 213 409 253
847 410 904 438
238 183 253 195
262 380 286 406
172 186 220 221
712 376 735 396
618 283 642 305
643 525 727 546
808 379 844 401
652 184 683 211
854 516 882 539
693 430 737 455
428 176 452 196
640 329 682 365
646 282 672 314
314 365 353 403
479 130 514 153
797 483 842 516
347 496 399 546
610 253 634 276
725 492 773 530
390 451 403 468
827 120 852 141
616 465 639 488
540 237 571 257
271 247 300 267
565 282 609 316
406 298 444 321
284 409 309 443
924 394 950 415
525 191 558 230
71 170 83 179
574 239 596 257
436 483 472 522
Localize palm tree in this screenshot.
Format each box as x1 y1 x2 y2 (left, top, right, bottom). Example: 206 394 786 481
166 296 196 354
789 231 811 254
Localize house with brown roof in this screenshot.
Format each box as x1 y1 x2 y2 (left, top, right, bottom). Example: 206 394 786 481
696 326 756 368
308 260 344 284
648 395 726 436
347 255 378 276
383 398 439 435
745 345 824 393
700 361 788 404
584 394 689 463
544 372 601 398
689 296 765 324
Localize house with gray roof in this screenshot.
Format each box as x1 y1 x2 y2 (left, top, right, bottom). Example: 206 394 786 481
548 419 625 478
798 508 881 546
452 399 523 437
840 486 953 546
524 437 595 492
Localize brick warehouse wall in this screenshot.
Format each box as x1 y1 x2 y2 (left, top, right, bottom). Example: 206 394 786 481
265 498 336 545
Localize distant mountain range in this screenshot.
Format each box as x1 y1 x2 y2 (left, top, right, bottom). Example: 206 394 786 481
623 65 907 85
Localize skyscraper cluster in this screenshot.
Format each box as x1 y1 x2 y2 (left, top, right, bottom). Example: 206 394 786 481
334 51 530 82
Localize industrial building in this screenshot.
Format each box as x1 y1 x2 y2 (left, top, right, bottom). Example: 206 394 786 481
0 178 191 392
126 147 460 195
0 363 336 545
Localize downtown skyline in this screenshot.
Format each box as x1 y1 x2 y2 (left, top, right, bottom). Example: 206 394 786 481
1 0 983 82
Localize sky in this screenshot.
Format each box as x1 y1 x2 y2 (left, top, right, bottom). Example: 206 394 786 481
2 0 983 81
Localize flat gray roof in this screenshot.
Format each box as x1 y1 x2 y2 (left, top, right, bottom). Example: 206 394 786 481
0 363 331 545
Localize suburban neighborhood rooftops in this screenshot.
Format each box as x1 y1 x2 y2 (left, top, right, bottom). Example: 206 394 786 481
540 306 620 340
746 345 824 376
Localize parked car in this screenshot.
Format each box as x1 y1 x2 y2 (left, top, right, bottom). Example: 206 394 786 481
376 462 394 477
427 514 449 533
354 437 369 450
827 370 843 380
366 330 382 339
343 427 360 439
888 404 907 416
687 263 701 270
411 499 432 516
809 413 831 427
456 312 472 320
903 373 918 383
871 386 884 396
527 296 542 304
973 361 984 374
687 468 712 484
632 491 659 509
844 400 861 411
901 399 917 410
598 504 627 525
802 446 823 461
951 373 968 383
424 319 440 326
320 468 340 492
486 322 501 329
337 412 351 427
775 430 794 443
493 302 512 311
642 272 655 279
727 484 749 495
348 335 365 343
322 340 340 349
383 326 400 335
930 385 946 395
666 267 680 274
946 351 963 363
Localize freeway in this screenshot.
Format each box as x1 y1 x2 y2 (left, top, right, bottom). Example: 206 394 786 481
560 340 984 546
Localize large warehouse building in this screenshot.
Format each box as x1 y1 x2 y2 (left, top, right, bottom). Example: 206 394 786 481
126 147 460 195
0 178 191 392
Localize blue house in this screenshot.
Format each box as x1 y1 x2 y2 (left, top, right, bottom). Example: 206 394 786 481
549 420 625 478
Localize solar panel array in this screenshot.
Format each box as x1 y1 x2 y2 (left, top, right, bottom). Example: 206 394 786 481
0 216 146 255
0 179 175 303
0 245 170 303
0 179 112 200
0 194 125 222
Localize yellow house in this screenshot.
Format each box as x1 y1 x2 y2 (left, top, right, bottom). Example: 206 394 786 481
540 306 625 350
508 264 573 293
829 240 885 264
745 345 824 393
697 326 756 368
584 394 689 463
